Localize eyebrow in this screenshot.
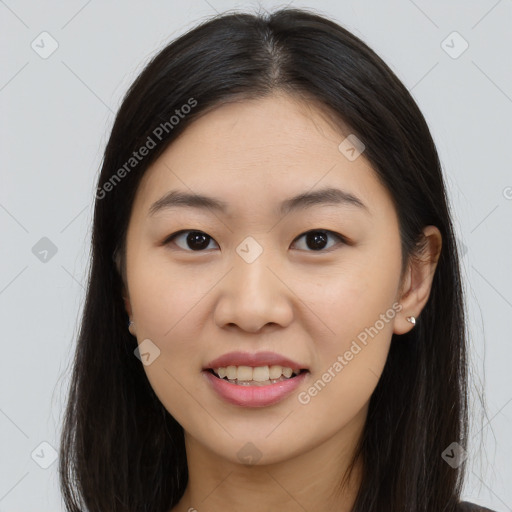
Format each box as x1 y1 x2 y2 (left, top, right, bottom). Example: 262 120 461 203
148 186 370 217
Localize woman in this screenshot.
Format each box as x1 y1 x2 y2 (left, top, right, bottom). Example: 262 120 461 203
58 7 496 512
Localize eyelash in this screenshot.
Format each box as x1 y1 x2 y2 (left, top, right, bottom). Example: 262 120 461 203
162 229 348 253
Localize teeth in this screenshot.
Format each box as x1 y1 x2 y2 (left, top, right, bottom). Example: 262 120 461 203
269 365 283 380
213 365 300 381
226 366 237 380
252 366 269 381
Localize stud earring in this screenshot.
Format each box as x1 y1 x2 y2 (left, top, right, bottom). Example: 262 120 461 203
406 316 416 325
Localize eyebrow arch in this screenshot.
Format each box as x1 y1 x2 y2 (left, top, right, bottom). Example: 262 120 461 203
148 186 370 217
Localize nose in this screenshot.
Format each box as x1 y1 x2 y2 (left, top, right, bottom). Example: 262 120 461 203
213 253 294 333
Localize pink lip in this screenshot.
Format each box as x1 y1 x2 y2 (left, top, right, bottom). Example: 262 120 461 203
204 351 307 372
203 369 309 407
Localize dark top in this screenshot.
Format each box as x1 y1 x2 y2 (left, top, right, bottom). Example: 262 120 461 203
458 501 496 511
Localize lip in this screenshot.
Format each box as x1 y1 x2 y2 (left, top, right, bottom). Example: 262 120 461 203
203 369 309 407
204 351 308 372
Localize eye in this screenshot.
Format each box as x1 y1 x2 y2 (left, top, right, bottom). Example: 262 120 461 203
163 230 219 251
291 229 347 252
163 229 347 253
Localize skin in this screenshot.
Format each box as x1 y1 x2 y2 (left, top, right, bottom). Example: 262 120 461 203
120 92 442 512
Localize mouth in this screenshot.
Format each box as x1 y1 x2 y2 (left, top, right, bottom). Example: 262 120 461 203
203 365 310 407
205 367 310 387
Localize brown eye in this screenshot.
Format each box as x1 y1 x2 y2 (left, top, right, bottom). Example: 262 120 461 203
163 229 346 253
291 230 346 252
164 230 219 251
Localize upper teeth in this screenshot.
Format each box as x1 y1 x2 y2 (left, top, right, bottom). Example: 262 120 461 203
214 365 300 381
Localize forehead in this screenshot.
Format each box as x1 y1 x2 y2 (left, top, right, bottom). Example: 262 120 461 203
132 93 395 222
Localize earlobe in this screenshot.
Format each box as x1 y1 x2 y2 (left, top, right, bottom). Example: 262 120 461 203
113 248 122 275
122 290 136 336
394 266 417 335
123 294 132 317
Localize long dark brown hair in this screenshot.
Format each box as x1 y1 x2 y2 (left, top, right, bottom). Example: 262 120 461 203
59 7 470 511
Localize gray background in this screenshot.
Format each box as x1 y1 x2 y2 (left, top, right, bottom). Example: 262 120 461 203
1 0 511 510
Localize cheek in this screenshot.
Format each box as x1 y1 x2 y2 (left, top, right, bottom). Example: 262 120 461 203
128 246 210 341
293 271 398 437
295 240 401 390
127 260 210 425
296 253 400 346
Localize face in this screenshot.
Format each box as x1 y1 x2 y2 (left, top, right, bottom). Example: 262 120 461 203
122 92 409 465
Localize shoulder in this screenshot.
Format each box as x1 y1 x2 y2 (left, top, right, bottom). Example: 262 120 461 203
457 501 497 512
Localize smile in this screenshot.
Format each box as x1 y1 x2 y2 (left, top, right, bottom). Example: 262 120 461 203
210 364 306 385
203 367 310 407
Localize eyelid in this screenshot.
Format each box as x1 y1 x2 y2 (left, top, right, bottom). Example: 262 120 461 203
296 230 349 253
162 229 349 252
162 229 219 250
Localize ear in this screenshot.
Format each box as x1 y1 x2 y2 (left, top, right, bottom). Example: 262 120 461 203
113 248 123 278
123 289 137 337
114 248 131 316
393 225 442 335
123 292 133 318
